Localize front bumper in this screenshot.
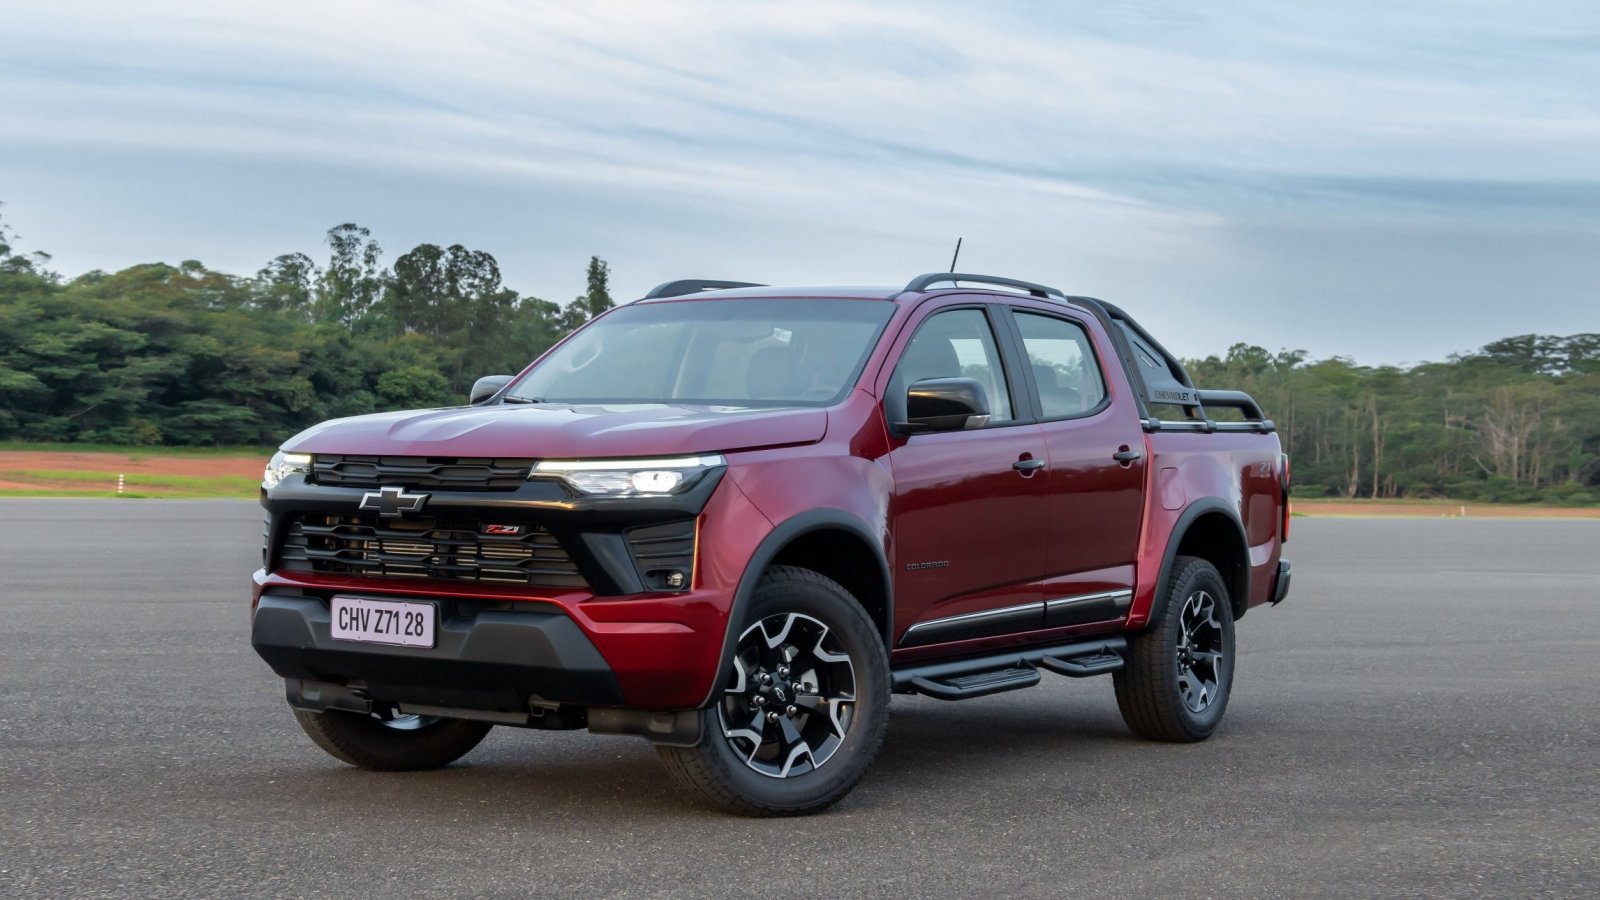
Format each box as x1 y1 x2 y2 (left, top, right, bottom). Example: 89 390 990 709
251 465 779 711
252 594 626 710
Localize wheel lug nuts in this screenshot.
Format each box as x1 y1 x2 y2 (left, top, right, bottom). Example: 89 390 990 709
752 695 766 706
777 666 790 677
785 705 797 717
759 673 771 684
766 711 779 723
792 682 804 693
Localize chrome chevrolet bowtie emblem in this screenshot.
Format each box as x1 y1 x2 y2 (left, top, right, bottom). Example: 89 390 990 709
359 485 429 518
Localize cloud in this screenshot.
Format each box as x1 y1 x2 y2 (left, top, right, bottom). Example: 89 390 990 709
1 0 1596 363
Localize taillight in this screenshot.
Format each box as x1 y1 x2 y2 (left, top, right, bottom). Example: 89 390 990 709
1280 453 1292 542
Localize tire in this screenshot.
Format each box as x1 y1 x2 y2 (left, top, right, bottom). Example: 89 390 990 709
1114 556 1236 742
292 707 493 771
656 566 890 816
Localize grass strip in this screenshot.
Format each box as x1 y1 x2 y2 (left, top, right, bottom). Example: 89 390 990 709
1 468 259 491
0 441 273 457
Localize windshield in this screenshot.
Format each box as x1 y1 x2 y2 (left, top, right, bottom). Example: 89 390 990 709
506 299 895 406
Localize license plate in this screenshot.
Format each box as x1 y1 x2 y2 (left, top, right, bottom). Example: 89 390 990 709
330 596 436 648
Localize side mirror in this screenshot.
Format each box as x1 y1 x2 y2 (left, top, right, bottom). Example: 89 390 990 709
901 377 991 433
470 375 514 405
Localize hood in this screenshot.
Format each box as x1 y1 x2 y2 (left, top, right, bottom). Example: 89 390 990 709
282 402 828 459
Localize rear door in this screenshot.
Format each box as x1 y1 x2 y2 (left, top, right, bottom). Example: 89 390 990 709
881 302 1048 647
1002 303 1148 627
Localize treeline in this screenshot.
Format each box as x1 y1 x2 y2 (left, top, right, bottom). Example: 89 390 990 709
0 210 612 445
1189 338 1600 504
3 207 1597 502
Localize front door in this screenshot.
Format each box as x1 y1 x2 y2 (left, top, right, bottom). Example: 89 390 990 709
883 305 1048 647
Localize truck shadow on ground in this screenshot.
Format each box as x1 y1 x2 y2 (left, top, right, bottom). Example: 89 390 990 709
239 689 1141 820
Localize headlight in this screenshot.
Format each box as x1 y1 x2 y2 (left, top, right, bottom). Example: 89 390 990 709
262 450 313 490
532 454 724 497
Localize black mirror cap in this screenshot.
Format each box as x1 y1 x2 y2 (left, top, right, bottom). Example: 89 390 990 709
470 374 515 405
904 377 992 433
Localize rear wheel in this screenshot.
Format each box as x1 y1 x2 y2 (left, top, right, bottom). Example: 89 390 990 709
657 566 890 816
1114 556 1236 742
292 706 493 771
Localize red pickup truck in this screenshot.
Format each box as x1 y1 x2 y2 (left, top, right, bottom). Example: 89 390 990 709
251 272 1291 815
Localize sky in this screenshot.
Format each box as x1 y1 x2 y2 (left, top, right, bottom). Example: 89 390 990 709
1 0 1596 365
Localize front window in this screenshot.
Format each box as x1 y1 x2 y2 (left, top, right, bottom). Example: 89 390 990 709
507 299 894 406
890 308 1015 423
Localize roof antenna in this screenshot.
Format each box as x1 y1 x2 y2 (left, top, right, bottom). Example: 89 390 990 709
948 237 963 273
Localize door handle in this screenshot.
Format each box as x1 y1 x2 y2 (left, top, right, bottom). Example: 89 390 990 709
1013 458 1047 472
1112 448 1143 463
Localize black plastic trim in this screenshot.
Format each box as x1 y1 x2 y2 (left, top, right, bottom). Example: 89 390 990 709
643 279 766 299
1271 559 1292 605
899 601 1044 648
700 509 892 708
904 272 1066 299
1152 499 1251 623
586 707 704 747
988 301 1041 422
252 594 626 707
1195 390 1267 420
262 468 724 596
1140 418 1277 434
1043 589 1132 628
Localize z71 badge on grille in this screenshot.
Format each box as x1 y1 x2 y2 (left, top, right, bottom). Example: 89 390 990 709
482 524 523 535
357 485 429 518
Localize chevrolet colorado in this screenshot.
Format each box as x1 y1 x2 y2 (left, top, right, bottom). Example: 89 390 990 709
251 272 1291 815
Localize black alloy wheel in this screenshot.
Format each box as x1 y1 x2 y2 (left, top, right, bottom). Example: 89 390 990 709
657 566 889 816
718 612 858 778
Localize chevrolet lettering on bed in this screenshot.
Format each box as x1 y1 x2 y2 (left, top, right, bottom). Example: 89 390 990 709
250 273 1291 815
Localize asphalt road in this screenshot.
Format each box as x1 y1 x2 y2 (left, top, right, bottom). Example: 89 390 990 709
1 500 1596 898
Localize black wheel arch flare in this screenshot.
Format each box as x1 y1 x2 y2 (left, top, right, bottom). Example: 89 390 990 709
698 509 893 708
1154 498 1252 622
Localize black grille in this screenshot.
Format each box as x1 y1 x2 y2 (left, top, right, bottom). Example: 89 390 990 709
311 455 533 490
625 520 697 591
279 513 586 588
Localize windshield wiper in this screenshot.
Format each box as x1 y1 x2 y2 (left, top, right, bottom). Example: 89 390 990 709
500 396 547 404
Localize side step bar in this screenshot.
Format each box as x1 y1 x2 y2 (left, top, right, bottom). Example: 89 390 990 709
909 667 1040 701
893 637 1127 701
1038 652 1124 678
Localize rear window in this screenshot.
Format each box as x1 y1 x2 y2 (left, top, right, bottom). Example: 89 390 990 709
507 299 894 406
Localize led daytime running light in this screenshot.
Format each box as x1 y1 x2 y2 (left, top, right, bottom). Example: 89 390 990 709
532 454 724 496
262 451 313 490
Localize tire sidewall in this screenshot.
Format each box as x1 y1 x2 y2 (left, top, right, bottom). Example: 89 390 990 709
295 707 493 770
1161 560 1236 735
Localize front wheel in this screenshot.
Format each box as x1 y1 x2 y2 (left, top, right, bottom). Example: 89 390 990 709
656 566 890 816
1114 556 1236 742
292 706 493 771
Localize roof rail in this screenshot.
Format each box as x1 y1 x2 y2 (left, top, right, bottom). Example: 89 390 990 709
644 279 766 299
902 272 1066 299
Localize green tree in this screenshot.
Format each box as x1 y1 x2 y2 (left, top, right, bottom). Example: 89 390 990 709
560 255 613 331
254 252 319 320
383 242 516 393
315 224 384 325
